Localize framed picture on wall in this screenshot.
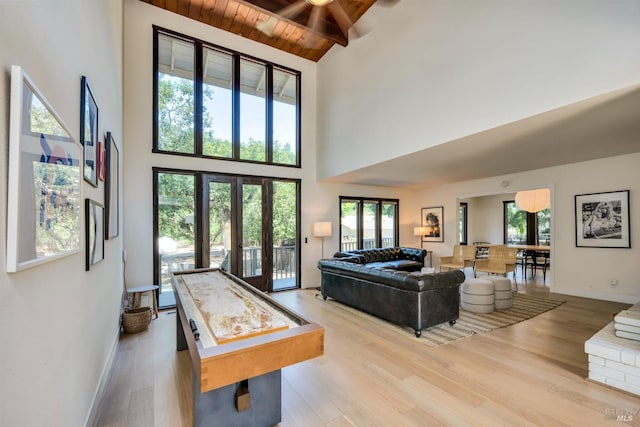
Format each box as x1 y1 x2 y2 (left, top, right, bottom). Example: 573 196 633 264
80 76 98 187
6 65 82 272
86 198 105 270
421 206 444 242
575 190 630 248
97 140 106 182
104 132 119 239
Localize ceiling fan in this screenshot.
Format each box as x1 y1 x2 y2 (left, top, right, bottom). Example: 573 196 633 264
256 0 399 47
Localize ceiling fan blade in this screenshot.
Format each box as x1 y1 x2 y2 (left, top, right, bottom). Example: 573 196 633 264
304 5 327 49
256 0 308 36
327 0 357 39
376 0 401 6
278 0 310 20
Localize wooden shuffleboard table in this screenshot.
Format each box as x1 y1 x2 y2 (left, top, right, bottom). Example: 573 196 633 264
172 268 324 427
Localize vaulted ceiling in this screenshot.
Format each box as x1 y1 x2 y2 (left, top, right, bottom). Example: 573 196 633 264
140 0 391 62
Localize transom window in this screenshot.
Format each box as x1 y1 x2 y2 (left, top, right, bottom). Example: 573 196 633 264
153 27 300 167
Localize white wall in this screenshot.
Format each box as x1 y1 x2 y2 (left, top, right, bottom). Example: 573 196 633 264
0 1 123 426
123 0 416 289
316 0 640 180
416 153 640 304
462 193 516 244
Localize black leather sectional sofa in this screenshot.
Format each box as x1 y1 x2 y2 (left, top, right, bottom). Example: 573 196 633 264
332 247 425 271
318 247 465 337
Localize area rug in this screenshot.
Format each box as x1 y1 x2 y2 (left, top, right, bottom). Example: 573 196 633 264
318 291 565 348
417 293 565 347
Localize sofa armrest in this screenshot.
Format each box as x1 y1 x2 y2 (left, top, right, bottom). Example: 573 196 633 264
399 247 426 265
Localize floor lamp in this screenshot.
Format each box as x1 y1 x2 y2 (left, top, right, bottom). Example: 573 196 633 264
414 226 427 249
312 221 332 258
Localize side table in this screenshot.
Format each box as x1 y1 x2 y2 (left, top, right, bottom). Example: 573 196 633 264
425 250 433 268
127 285 159 319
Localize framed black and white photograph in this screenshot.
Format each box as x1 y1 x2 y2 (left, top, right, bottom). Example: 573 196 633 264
421 206 444 242
104 132 119 239
575 190 630 248
80 76 98 187
86 198 105 270
7 65 82 272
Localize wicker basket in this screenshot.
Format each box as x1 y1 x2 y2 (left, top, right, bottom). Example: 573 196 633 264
122 307 152 334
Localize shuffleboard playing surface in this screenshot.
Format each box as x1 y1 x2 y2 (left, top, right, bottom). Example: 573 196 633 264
177 271 298 344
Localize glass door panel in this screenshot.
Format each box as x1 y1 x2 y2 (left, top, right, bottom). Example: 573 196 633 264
207 180 232 269
272 181 297 290
157 172 195 308
241 182 264 289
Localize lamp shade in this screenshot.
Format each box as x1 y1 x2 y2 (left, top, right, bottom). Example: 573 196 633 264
312 221 332 237
413 226 427 236
307 0 333 6
515 189 550 213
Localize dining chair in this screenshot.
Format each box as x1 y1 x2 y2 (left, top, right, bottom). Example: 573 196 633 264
439 245 476 274
472 242 491 260
526 250 550 282
474 246 520 289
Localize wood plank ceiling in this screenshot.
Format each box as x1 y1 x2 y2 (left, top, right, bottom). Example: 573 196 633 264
140 0 380 62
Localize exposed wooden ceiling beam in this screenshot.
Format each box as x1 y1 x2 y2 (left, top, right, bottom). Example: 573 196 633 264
236 0 349 46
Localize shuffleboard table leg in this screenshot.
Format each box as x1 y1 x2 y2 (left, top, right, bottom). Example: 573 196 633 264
176 311 188 351
193 370 281 427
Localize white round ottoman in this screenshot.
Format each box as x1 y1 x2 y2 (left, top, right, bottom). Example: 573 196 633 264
485 276 513 310
460 278 494 314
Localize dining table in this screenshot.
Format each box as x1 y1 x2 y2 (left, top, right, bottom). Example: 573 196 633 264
507 245 551 280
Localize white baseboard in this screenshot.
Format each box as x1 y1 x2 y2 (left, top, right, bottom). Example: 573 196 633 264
551 286 640 305
84 328 120 427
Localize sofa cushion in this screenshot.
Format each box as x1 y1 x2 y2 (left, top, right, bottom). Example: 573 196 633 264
367 260 422 270
333 247 426 266
333 255 366 264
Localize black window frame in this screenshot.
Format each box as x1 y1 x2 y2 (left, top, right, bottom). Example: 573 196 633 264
153 166 302 306
339 196 400 252
503 200 549 245
152 26 301 168
459 202 468 245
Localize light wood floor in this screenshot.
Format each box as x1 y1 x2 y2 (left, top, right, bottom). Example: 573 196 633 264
94 273 640 426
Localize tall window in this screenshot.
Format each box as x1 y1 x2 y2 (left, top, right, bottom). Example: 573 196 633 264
503 201 551 245
340 197 399 251
156 34 195 154
459 202 468 245
153 27 300 167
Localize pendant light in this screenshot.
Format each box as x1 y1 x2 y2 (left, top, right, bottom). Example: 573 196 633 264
514 188 550 213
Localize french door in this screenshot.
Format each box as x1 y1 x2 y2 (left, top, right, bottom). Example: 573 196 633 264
204 176 269 290
155 169 299 307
